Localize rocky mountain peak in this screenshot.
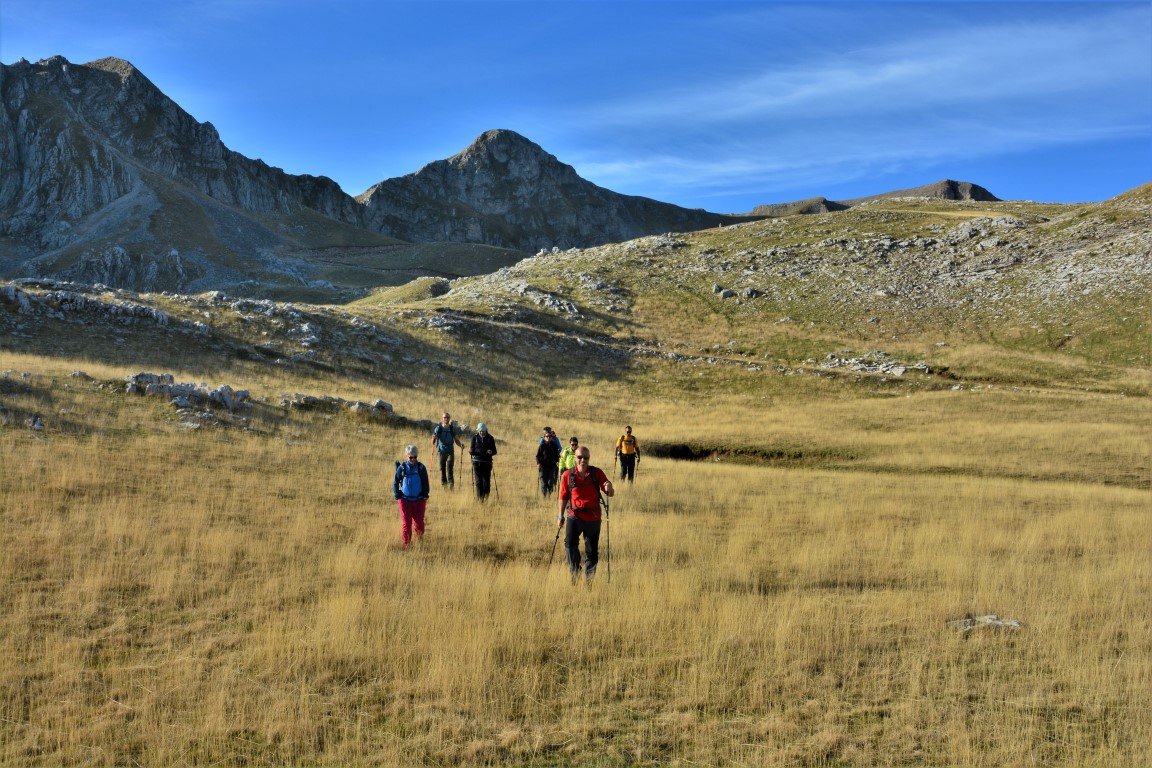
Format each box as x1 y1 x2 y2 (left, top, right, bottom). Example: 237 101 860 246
0 53 368 285
463 128 542 154
25 55 146 87
443 128 575 182
36 54 71 67
83 56 145 81
358 129 747 251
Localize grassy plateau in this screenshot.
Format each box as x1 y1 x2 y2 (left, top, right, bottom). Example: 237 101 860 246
1 190 1149 766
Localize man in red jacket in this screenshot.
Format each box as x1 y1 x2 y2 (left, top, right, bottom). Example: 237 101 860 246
558 446 614 584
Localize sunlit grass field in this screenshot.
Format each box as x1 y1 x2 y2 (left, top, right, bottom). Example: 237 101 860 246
1 351 1149 766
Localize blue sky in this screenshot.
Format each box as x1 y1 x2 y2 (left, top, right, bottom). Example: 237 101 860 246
2 1 1149 212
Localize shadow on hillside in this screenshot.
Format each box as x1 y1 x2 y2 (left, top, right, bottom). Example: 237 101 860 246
0 376 53 429
648 440 1151 491
415 304 639 385
0 376 101 436
645 441 862 467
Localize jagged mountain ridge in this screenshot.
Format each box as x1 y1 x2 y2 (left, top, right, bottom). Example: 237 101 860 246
2 54 1009 297
0 56 755 293
357 129 756 251
749 180 999 217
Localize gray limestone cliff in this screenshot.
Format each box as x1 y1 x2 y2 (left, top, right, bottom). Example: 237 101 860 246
0 56 384 293
1 56 365 247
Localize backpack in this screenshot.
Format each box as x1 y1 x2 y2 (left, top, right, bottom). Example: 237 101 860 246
397 461 422 498
565 465 603 499
538 437 561 464
433 424 455 452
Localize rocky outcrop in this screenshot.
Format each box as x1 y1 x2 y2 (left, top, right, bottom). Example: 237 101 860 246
126 372 251 411
1 280 210 334
358 129 756 251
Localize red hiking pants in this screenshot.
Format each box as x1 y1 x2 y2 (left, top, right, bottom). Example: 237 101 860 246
397 499 426 548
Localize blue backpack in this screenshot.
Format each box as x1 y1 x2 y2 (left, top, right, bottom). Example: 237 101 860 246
398 461 422 498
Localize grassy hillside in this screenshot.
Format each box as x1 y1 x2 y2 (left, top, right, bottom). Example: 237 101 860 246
1 190 1148 766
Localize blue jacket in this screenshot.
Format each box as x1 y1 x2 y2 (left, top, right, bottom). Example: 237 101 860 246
394 460 430 500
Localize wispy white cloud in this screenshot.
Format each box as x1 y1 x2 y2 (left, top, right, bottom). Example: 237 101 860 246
597 8 1148 123
571 6 1151 203
576 122 1151 210
579 119 1147 200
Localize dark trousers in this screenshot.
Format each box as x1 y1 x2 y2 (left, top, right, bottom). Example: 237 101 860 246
473 461 492 500
539 465 558 497
619 455 636 482
438 450 455 487
565 516 601 579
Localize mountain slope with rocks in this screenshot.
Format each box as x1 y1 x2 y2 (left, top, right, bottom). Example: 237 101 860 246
409 183 1149 388
4 185 1145 406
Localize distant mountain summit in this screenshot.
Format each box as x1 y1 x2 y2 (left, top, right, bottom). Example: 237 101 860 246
842 179 1000 205
358 129 753 251
750 180 999 217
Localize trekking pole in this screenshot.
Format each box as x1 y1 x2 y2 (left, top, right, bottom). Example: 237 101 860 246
547 515 564 568
491 467 500 500
601 495 611 583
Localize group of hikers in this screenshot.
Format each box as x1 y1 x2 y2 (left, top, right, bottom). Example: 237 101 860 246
534 425 640 496
392 413 642 584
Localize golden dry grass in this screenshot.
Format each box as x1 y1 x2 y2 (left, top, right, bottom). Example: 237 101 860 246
1 353 1149 767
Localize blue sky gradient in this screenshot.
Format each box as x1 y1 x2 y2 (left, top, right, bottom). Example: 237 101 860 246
3 1 1149 212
